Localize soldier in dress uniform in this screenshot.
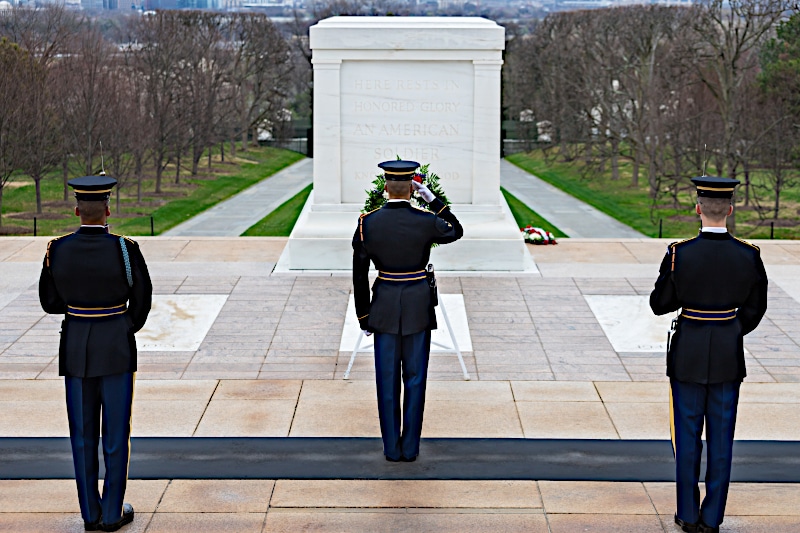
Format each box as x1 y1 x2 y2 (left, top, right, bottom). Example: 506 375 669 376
39 175 152 532
352 160 463 462
650 176 768 533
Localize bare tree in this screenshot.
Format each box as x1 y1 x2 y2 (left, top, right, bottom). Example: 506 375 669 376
0 38 28 230
100 66 143 215
688 0 790 177
229 13 293 152
54 22 115 179
124 12 183 194
180 12 228 176
0 4 80 69
2 5 80 214
15 51 60 214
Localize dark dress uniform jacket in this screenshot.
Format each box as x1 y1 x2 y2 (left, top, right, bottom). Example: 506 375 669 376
650 231 767 384
353 198 463 335
39 227 152 378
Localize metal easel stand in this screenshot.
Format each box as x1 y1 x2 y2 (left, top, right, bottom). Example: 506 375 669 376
343 297 470 381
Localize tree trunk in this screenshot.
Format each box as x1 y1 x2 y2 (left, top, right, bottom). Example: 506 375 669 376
0 185 4 230
774 173 782 220
648 150 658 198
631 148 639 188
208 147 212 169
220 141 225 162
610 139 619 181
241 103 249 150
175 151 181 185
743 162 750 207
191 143 201 176
135 156 143 204
62 157 69 201
155 153 163 193
116 188 121 215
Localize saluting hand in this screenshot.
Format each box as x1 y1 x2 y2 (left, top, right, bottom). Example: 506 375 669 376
412 181 436 203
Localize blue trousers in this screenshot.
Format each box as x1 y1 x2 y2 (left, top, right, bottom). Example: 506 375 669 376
65 372 134 525
374 330 431 460
670 378 740 529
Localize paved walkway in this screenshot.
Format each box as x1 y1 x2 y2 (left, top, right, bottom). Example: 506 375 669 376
500 160 645 238
163 157 644 239
2 237 799 532
163 158 313 237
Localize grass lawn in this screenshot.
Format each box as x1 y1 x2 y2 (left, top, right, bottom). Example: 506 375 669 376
242 184 312 236
0 146 304 236
501 187 567 238
506 149 800 240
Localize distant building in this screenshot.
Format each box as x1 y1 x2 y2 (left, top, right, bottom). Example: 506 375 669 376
80 0 119 9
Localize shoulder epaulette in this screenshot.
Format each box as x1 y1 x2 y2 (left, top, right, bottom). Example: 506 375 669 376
669 236 697 272
45 233 71 268
733 236 760 252
109 232 136 244
358 208 379 241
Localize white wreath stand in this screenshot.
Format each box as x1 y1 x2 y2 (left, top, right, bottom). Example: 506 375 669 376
343 297 470 381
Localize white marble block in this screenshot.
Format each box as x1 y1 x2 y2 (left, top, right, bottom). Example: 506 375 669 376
277 16 535 272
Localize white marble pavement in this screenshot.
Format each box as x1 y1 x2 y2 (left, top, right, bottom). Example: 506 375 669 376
2 237 800 383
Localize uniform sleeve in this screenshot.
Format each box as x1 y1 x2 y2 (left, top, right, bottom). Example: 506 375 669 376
352 224 372 331
127 240 152 333
428 197 463 245
738 252 768 336
649 246 680 316
38 254 66 315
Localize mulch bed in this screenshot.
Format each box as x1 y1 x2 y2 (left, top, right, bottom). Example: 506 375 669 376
0 225 32 235
6 212 69 220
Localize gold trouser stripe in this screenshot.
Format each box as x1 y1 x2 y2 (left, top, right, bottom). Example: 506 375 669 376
669 383 676 459
124 372 136 517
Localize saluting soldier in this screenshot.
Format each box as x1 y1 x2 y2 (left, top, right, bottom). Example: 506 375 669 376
650 177 768 533
39 175 152 532
352 160 463 462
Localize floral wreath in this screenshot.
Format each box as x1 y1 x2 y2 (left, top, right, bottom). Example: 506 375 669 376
362 162 451 214
522 225 557 245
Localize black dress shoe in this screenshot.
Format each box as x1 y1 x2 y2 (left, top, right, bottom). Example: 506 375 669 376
99 503 134 532
84 517 102 531
674 514 699 533
400 456 417 462
698 522 719 533
385 455 401 462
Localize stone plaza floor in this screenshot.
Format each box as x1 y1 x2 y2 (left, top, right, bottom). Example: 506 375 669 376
1 236 800 532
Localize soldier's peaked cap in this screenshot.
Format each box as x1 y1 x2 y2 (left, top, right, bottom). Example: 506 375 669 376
691 176 739 199
68 175 117 201
378 160 419 181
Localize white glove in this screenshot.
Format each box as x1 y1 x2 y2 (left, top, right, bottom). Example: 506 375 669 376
362 329 372 337
412 181 436 203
